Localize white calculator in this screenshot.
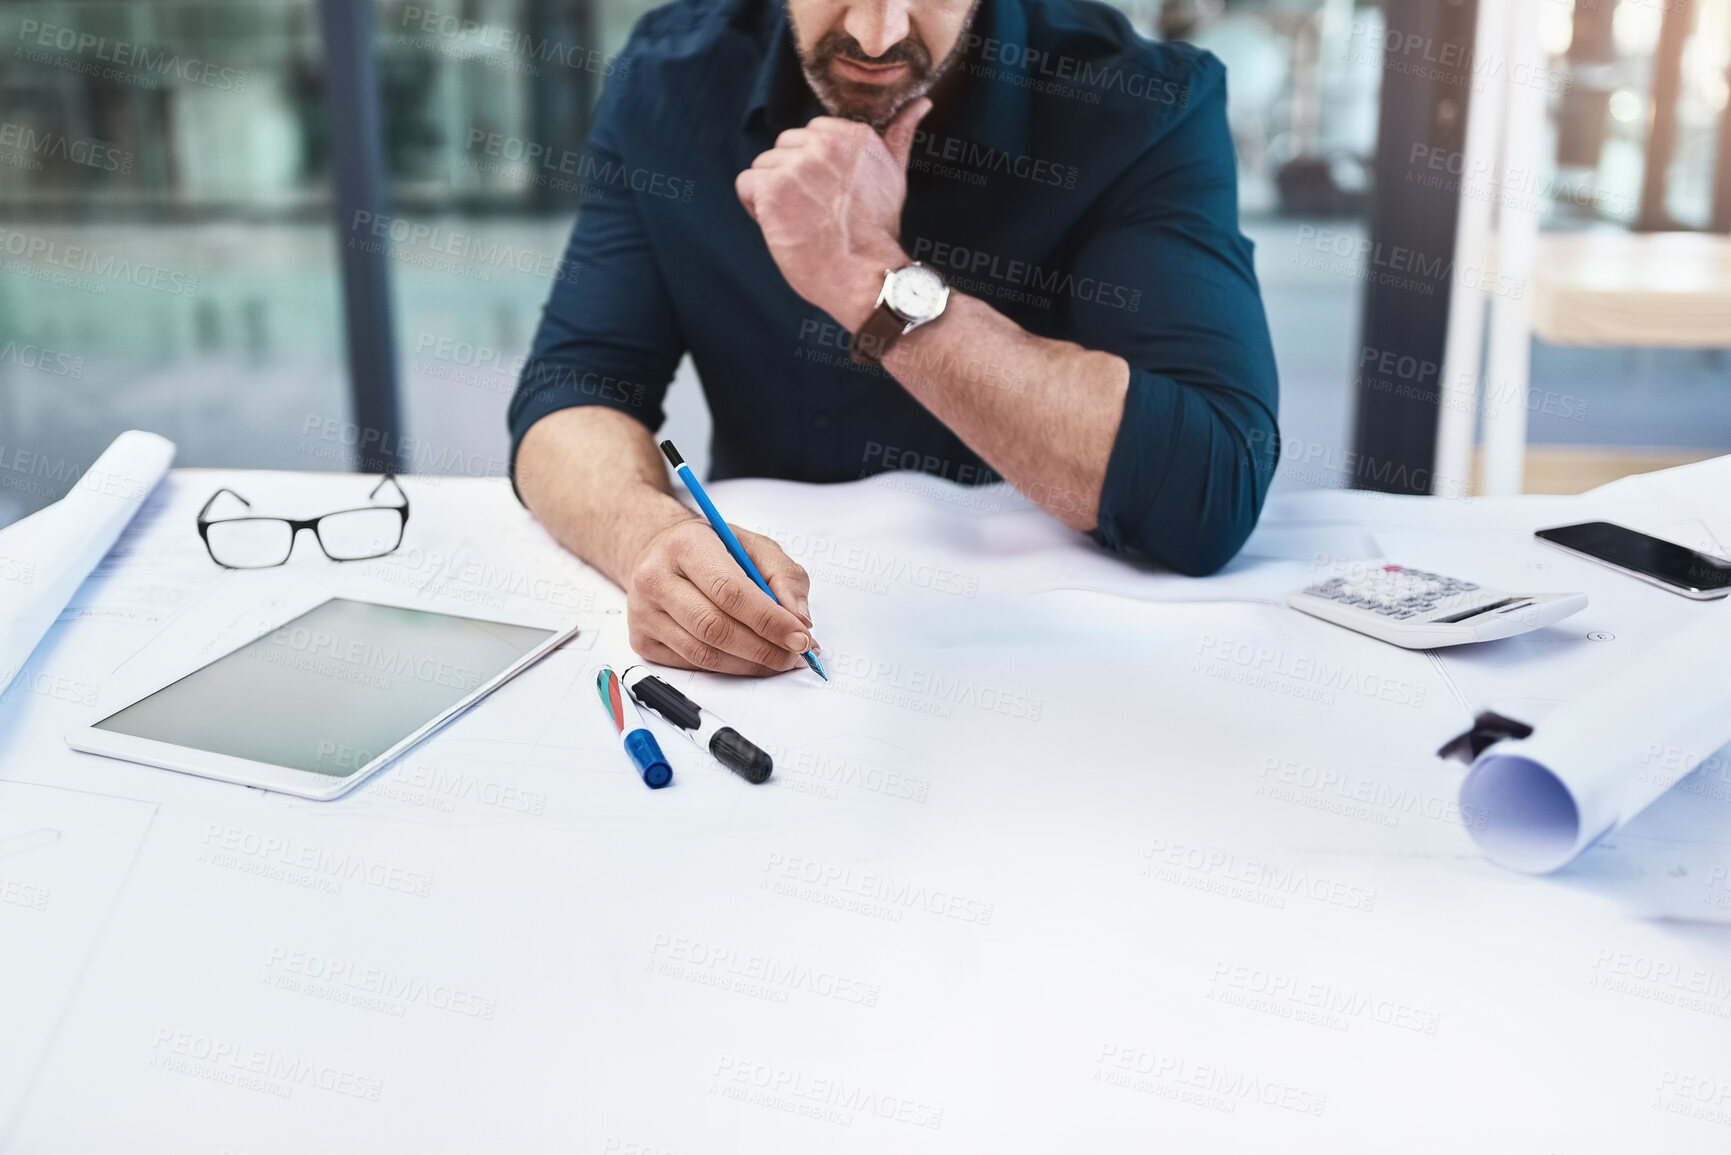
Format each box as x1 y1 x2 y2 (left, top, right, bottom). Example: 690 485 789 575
1288 565 1587 649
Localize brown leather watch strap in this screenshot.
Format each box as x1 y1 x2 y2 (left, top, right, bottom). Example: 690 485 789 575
850 302 908 367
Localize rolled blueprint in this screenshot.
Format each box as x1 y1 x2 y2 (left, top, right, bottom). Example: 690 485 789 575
1460 603 1731 872
0 430 176 697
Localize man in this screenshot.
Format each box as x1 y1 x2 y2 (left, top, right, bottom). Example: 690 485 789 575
510 0 1279 676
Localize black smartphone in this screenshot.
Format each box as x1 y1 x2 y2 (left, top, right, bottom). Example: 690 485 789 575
1535 521 1731 600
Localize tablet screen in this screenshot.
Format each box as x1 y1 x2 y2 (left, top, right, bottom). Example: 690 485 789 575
93 598 556 777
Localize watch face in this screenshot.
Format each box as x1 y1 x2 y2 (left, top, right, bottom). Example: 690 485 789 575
886 265 948 323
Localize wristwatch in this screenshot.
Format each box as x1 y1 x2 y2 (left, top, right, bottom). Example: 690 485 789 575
850 262 950 366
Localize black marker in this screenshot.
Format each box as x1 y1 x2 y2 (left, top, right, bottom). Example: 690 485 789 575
620 666 773 784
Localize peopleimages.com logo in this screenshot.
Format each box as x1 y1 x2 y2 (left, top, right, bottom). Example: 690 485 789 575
16 20 249 91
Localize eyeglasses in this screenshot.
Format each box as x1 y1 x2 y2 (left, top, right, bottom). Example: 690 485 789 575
197 475 410 569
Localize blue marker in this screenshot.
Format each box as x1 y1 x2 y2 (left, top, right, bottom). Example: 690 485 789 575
596 666 672 788
660 440 827 680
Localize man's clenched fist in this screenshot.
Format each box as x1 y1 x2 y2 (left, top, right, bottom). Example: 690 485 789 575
735 98 931 331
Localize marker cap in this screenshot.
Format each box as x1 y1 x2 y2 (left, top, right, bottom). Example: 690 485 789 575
624 729 673 789
710 727 773 784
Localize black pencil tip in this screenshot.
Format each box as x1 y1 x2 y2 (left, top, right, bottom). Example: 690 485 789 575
659 440 683 468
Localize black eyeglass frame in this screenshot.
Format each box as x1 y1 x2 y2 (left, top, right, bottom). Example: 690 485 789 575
196 475 410 569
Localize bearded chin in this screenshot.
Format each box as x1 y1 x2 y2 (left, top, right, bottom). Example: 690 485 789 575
795 0 977 131
800 66 919 130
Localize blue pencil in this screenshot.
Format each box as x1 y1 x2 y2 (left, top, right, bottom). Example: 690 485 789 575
660 440 827 680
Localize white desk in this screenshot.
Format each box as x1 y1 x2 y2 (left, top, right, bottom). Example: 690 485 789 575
4 460 1731 1152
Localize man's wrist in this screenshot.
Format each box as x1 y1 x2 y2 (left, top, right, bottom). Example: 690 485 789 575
835 244 909 332
611 488 702 585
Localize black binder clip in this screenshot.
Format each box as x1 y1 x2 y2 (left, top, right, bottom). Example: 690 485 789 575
1437 710 1535 765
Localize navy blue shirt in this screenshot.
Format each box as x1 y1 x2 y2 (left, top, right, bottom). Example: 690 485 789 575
509 0 1279 575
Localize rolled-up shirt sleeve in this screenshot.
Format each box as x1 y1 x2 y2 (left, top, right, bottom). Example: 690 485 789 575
506 58 687 498
1064 54 1280 576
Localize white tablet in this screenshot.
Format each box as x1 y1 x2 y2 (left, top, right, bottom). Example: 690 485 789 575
66 595 579 800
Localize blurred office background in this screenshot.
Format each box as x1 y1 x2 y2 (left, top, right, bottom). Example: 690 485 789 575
1 0 1729 527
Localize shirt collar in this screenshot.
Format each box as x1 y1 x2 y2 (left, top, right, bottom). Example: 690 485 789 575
742 2 810 134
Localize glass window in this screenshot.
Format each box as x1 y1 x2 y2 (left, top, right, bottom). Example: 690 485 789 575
0 1 352 523
371 0 664 482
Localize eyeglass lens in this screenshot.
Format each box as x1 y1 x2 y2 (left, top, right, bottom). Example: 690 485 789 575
317 508 405 560
205 518 295 568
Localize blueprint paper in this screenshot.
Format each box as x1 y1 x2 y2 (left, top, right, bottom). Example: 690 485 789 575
1462 602 1731 872
9 459 1731 1152
0 782 159 1137
0 431 175 697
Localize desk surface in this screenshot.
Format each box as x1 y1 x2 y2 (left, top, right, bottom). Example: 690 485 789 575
4 460 1731 1152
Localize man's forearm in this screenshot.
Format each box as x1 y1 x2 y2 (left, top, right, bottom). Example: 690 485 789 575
737 110 1129 534
516 405 819 676
515 406 697 586
868 283 1130 532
